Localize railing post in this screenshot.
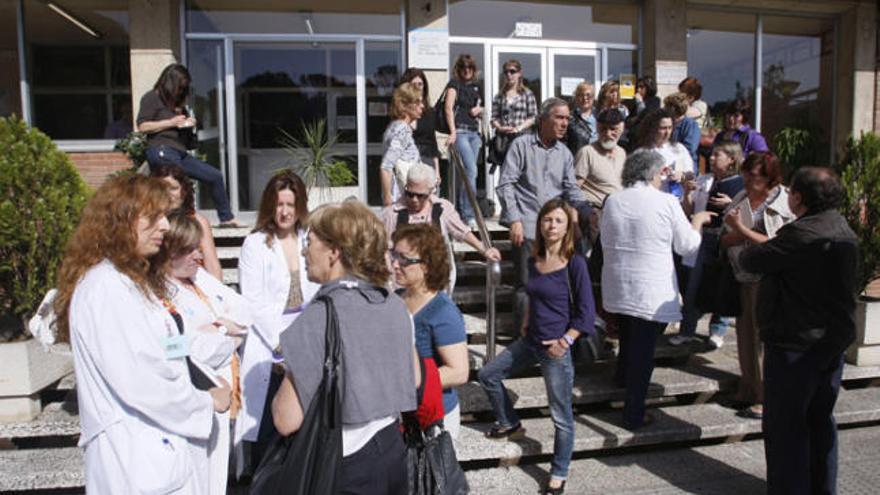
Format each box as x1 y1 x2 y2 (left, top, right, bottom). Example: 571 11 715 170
447 145 499 362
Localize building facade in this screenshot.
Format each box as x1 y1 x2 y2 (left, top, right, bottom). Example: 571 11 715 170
1 0 876 220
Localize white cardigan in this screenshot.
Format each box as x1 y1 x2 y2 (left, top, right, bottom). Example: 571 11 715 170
233 229 319 446
600 183 702 323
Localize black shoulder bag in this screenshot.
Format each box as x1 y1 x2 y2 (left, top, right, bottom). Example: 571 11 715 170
250 295 344 495
565 256 608 365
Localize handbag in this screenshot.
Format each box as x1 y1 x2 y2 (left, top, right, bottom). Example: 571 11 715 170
695 249 741 317
394 158 420 191
487 132 513 168
404 357 468 494
435 84 453 135
249 296 344 495
564 255 608 365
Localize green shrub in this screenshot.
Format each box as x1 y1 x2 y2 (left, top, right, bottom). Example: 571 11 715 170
838 132 880 295
0 116 90 340
279 119 350 189
113 131 148 170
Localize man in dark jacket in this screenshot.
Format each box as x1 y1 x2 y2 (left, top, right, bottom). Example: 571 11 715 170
740 167 858 495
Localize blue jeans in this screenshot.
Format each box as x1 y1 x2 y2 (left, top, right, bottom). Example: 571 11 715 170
146 145 234 222
453 129 481 222
478 338 574 479
679 232 732 338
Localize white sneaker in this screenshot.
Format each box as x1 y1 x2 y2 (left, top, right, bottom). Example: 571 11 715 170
708 335 724 350
668 334 699 346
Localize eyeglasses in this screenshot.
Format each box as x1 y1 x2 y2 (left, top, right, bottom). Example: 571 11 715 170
578 93 594 98
404 189 430 200
504 69 520 75
389 250 424 267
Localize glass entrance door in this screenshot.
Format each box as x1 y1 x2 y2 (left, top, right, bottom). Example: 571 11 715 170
549 48 599 100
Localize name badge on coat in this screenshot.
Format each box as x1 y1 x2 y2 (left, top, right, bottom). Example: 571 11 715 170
162 334 190 360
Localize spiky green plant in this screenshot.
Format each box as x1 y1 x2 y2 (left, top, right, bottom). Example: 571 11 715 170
278 119 355 196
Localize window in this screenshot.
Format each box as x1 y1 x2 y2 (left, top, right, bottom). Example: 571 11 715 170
687 10 756 127
449 1 637 44
0 0 21 118
24 0 130 140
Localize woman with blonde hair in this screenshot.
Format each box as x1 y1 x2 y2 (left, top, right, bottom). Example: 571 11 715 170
272 199 419 492
490 59 537 165
158 212 253 494
597 80 629 120
380 82 425 206
56 174 230 493
564 81 597 156
443 54 484 227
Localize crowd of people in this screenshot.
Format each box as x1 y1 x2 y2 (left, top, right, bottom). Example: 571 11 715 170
56 60 859 495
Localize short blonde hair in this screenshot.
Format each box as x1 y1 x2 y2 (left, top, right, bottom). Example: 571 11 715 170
307 200 390 287
574 82 594 98
598 80 620 109
713 141 745 174
389 82 422 120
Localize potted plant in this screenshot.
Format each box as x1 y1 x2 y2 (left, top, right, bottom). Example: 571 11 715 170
114 131 149 173
279 119 357 210
0 116 88 421
839 132 880 365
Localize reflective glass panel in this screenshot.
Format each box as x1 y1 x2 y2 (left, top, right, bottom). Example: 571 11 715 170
0 0 21 117
186 40 226 211
365 41 401 205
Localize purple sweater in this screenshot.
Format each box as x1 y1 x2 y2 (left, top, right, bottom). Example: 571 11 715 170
712 125 769 156
525 255 596 350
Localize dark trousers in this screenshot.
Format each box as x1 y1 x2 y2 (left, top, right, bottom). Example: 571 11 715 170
339 421 407 495
146 144 234 221
614 315 665 429
511 238 534 336
763 345 844 495
250 371 283 469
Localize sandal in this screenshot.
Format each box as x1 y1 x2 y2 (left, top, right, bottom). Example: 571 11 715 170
544 480 566 494
736 405 763 420
217 219 246 228
484 422 526 440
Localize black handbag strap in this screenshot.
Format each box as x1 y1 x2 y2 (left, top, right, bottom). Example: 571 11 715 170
315 295 343 428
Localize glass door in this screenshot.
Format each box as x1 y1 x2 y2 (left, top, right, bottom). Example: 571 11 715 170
490 46 546 106
548 48 599 101
186 40 227 214
232 41 358 211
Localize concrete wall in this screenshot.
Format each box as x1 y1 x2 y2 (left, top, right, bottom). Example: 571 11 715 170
643 0 687 99
129 0 181 120
836 1 877 154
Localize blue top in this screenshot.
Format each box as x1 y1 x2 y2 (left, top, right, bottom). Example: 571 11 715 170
413 292 467 413
672 117 701 169
525 255 596 350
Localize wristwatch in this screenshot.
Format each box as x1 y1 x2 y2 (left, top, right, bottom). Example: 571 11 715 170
563 334 575 346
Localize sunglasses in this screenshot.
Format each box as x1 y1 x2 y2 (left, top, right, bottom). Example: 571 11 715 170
389 250 424 267
404 189 430 200
504 69 520 75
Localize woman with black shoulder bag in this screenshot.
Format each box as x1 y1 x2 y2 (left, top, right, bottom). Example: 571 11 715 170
489 59 537 170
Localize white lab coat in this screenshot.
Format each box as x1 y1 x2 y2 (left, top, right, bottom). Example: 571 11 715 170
69 260 215 494
170 268 253 495
233 230 319 447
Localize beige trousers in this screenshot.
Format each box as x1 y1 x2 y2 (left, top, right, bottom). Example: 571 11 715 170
735 281 764 405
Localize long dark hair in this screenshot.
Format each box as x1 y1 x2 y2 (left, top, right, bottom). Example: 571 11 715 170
636 108 673 149
150 163 195 216
154 64 191 109
253 170 309 246
399 68 430 109
533 198 578 261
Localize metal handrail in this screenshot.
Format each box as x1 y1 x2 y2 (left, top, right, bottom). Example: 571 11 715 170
447 144 501 362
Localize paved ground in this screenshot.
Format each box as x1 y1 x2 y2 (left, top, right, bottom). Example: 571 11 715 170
464 425 880 494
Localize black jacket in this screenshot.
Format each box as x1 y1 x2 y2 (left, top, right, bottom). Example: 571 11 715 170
739 210 859 356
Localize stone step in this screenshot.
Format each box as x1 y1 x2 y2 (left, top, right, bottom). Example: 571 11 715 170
457 361 741 415
0 401 78 440
453 387 880 464
0 447 84 492
452 285 515 308
464 425 880 494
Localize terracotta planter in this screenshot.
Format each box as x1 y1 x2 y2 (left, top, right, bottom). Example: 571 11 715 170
846 298 880 366
0 339 73 423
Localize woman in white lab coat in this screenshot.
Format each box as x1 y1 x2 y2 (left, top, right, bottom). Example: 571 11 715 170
159 212 253 494
55 174 231 494
234 170 319 468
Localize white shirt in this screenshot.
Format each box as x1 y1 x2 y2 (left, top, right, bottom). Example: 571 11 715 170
70 260 214 494
600 183 702 322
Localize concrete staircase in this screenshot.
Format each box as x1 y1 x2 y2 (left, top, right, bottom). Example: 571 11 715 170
3 221 880 493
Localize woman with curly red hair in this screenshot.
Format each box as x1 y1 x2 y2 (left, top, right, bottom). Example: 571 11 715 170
55 174 230 494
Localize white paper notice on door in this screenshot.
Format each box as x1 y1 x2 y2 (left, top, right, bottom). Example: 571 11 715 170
560 77 584 97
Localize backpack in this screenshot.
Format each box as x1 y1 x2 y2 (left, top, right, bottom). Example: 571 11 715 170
398 203 444 229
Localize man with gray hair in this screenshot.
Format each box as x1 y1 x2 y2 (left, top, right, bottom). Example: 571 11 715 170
497 97 588 332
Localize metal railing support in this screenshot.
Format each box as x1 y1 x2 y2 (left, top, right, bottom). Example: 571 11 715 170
447 145 500 361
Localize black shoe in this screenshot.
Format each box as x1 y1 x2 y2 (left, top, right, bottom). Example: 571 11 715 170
544 480 566 494
484 422 526 440
736 406 763 420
